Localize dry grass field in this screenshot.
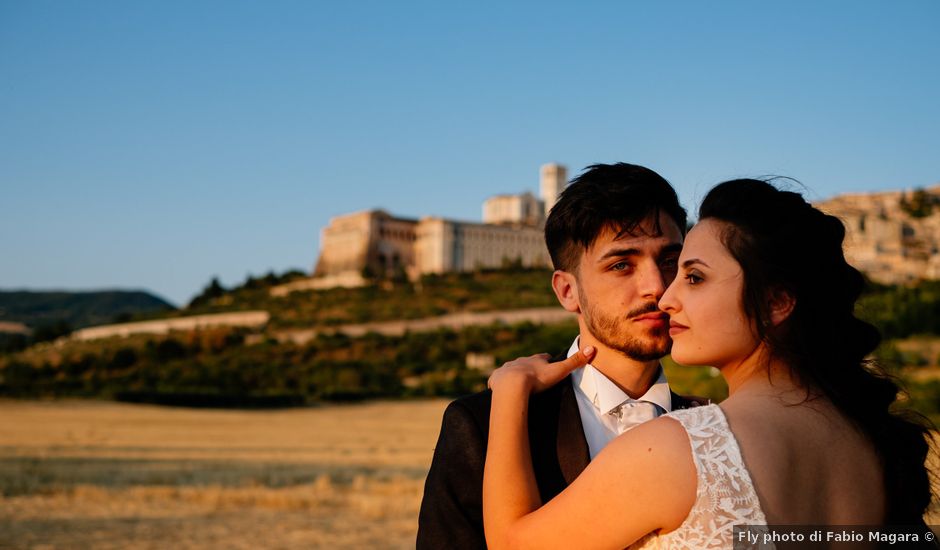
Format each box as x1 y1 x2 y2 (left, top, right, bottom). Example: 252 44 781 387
0 399 449 549
1 398 938 549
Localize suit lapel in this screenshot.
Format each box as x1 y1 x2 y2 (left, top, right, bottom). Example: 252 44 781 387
670 390 695 411
556 377 590 484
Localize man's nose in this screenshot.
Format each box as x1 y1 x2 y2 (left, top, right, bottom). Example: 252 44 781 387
638 262 667 299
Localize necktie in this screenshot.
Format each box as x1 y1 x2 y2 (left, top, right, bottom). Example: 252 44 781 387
608 401 660 434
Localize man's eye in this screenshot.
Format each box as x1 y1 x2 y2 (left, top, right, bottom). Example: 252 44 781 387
611 262 631 271
660 257 678 269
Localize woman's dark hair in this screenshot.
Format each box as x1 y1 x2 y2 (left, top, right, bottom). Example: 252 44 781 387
699 178 932 524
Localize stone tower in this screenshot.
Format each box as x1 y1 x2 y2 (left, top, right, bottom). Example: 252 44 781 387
540 163 567 218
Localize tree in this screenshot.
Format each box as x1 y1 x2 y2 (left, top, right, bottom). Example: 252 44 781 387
900 188 935 219
188 277 227 308
32 320 72 343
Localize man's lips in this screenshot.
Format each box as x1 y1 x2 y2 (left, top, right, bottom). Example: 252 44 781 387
632 313 669 326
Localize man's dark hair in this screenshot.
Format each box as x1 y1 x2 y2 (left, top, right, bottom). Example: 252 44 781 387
544 163 687 272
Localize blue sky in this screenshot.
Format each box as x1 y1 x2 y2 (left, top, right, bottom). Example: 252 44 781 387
2 1 938 306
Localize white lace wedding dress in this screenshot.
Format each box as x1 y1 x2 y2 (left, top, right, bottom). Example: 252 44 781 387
629 404 774 550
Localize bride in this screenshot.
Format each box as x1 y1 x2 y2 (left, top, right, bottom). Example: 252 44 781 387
483 179 933 549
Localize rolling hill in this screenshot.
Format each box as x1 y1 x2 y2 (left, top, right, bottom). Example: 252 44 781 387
0 290 175 331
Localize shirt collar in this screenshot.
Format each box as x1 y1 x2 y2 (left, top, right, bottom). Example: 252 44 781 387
568 336 672 415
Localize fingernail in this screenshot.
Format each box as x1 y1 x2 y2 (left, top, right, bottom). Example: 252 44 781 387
583 346 595 356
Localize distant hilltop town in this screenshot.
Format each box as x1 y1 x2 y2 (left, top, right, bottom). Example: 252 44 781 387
815 184 940 284
274 167 940 295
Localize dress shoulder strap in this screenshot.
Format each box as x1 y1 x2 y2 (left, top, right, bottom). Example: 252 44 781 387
666 403 729 442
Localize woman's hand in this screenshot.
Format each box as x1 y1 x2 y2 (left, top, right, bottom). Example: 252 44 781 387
483 344 597 549
487 346 596 395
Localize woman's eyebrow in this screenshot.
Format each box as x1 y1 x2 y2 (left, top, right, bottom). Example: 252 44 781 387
681 258 711 269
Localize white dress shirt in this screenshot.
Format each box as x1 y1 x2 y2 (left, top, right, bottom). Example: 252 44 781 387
567 336 673 459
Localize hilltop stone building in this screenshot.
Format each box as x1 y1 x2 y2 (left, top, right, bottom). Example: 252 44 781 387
313 209 418 279
483 163 567 225
311 163 567 285
815 184 940 284
293 167 940 293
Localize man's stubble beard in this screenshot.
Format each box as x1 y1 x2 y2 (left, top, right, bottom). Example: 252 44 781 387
580 295 671 362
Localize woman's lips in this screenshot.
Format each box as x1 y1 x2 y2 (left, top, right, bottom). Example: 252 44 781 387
668 321 688 336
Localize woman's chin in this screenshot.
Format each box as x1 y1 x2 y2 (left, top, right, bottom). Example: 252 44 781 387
669 350 705 368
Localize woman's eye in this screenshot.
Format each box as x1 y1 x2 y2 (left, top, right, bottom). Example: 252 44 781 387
685 273 703 285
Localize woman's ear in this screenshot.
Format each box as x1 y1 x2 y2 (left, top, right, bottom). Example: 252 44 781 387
552 270 581 313
768 287 796 326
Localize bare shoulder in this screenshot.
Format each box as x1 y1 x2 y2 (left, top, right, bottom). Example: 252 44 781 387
596 414 698 492
603 414 694 458
588 416 698 532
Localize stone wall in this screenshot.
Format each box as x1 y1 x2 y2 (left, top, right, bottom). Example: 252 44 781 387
70 311 270 342
482 192 543 226
414 217 549 275
270 272 366 296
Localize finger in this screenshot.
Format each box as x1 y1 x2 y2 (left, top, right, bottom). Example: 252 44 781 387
499 353 551 370
539 345 596 382
561 345 596 370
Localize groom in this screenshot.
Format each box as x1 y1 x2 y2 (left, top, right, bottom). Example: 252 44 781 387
417 163 697 549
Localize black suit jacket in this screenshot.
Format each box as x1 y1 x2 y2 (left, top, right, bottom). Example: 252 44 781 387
416 373 697 549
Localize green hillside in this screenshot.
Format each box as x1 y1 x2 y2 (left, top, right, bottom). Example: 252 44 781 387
177 268 560 329
1 269 939 417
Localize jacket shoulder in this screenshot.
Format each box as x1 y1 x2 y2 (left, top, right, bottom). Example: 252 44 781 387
439 377 572 432
670 390 711 410
450 388 493 412
443 389 493 430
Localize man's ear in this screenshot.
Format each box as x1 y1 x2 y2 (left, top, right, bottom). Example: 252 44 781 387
768 287 796 326
552 270 581 313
